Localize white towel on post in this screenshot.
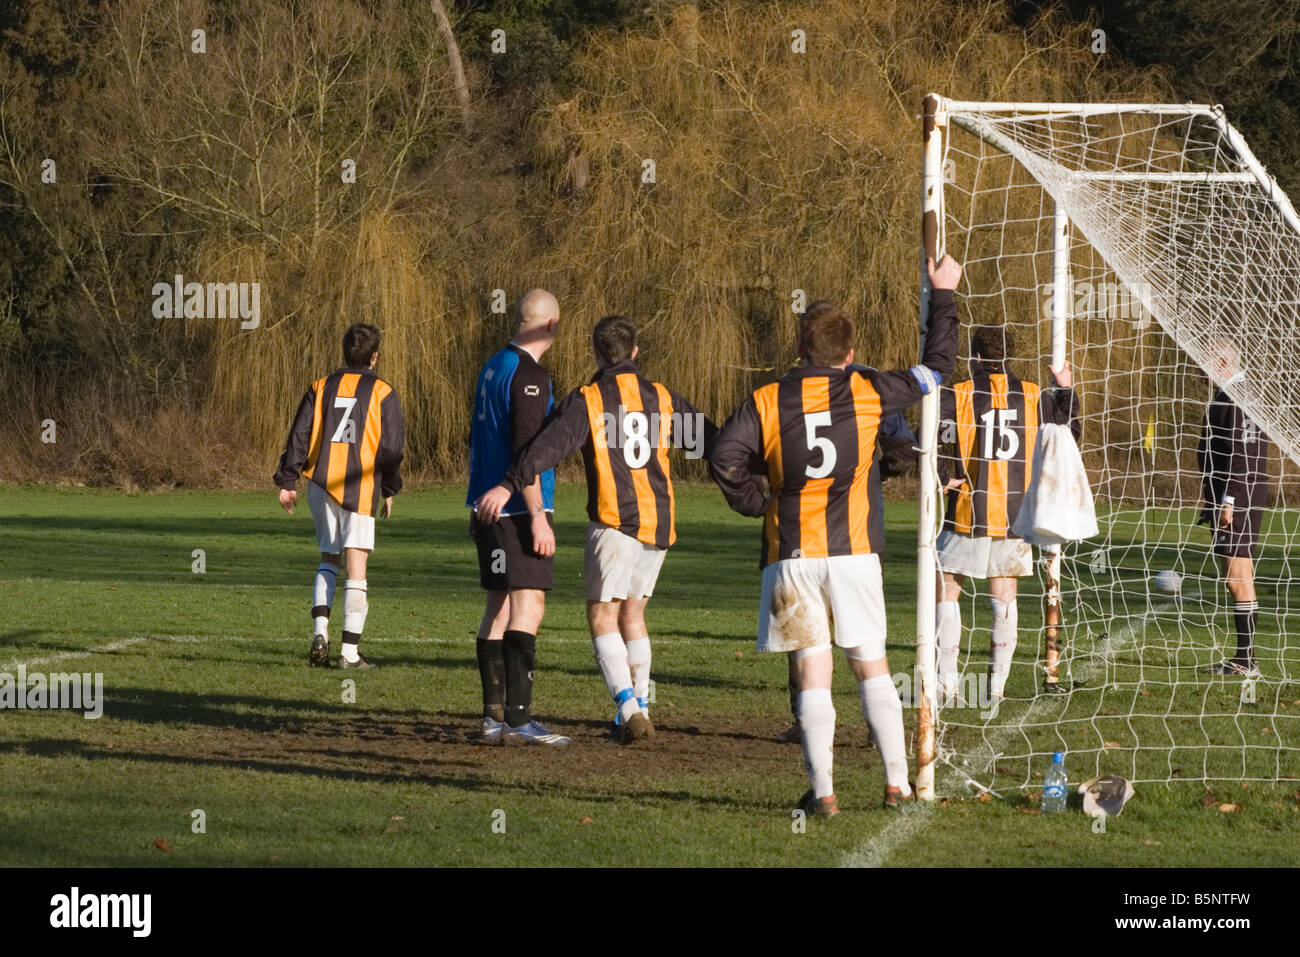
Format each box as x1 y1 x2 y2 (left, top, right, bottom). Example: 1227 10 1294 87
1011 423 1099 546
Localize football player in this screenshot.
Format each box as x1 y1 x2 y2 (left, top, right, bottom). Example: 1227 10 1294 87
468 290 569 746
711 256 962 816
478 314 717 744
1198 338 1268 677
935 325 1078 704
274 323 405 669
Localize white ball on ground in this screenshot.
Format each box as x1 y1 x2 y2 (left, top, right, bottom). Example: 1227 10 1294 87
1153 570 1183 595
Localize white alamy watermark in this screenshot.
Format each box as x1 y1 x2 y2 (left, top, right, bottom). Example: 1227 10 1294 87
0 666 103 719
50 887 150 937
1041 280 1154 327
894 668 1001 719
152 274 261 329
597 406 709 463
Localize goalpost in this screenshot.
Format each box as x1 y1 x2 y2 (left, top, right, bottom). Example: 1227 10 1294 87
915 95 1300 800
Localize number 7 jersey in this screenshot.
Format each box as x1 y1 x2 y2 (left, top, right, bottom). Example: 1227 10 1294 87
274 367 406 517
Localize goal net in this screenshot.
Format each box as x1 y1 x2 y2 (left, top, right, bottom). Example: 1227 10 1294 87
919 98 1300 797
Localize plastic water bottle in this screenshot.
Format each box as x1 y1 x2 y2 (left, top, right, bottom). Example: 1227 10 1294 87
1041 752 1067 815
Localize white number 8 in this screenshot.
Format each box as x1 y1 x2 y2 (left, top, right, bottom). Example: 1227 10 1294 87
623 411 651 468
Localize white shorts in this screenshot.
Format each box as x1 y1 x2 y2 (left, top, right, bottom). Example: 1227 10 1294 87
756 553 886 657
585 523 667 602
308 482 375 553
937 529 1032 578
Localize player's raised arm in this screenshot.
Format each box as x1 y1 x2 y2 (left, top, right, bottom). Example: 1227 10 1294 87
1042 360 1082 440
856 255 961 415
709 399 769 517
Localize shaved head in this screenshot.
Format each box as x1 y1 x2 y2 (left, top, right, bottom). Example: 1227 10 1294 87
518 289 559 329
512 288 560 358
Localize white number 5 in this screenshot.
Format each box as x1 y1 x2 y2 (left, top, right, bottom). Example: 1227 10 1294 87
804 411 837 478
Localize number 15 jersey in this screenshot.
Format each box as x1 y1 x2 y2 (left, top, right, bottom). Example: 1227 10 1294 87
939 371 1078 539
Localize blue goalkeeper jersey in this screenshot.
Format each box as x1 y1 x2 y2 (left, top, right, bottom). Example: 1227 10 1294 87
467 343 555 516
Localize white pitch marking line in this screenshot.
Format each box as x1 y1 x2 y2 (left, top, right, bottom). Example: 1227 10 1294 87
0 631 715 671
0 636 152 673
841 620 1144 868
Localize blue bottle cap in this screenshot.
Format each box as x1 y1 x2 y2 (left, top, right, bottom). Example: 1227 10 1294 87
1052 751 1064 763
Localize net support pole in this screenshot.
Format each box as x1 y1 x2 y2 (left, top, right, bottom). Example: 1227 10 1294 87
1043 203 1069 690
915 93 945 802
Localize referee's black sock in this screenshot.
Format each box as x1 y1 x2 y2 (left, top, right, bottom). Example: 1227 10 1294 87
503 630 536 729
1232 601 1258 662
476 638 506 723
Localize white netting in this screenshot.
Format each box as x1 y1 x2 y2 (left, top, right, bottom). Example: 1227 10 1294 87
932 102 1300 793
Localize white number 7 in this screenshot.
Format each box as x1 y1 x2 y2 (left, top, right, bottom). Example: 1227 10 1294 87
332 396 358 443
804 411 837 478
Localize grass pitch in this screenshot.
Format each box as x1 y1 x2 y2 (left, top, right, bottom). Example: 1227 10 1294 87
0 484 1296 867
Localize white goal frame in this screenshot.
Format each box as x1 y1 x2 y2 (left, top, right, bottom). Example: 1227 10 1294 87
914 94 1300 801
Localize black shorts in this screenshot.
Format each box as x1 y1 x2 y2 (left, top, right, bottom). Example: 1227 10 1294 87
1213 506 1262 560
472 512 555 591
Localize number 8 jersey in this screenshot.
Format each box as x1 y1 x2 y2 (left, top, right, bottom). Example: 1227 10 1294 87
504 359 718 548
939 371 1077 539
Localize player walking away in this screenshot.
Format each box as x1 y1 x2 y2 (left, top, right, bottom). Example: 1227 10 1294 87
935 325 1078 706
478 315 717 744
711 256 962 816
776 362 919 745
1198 339 1268 678
274 323 405 670
467 290 569 747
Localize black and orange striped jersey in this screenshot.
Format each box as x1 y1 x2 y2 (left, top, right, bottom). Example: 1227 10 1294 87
274 367 405 517
939 370 1078 539
503 360 717 548
712 289 959 567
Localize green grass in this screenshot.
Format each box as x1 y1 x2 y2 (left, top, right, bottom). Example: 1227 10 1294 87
0 484 1296 867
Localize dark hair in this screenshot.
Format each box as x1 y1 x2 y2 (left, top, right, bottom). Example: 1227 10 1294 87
343 323 381 367
592 314 637 366
970 325 1014 369
799 301 854 368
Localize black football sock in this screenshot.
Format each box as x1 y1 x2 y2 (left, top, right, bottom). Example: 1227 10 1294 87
476 638 507 722
1232 601 1258 662
503 630 537 728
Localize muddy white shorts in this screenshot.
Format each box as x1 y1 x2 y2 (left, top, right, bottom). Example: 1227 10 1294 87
936 529 1032 578
308 481 375 553
585 522 668 602
756 553 886 656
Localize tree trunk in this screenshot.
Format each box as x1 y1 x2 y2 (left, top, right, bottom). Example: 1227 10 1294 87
430 0 470 130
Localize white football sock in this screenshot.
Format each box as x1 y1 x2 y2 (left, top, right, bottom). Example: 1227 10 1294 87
341 580 368 662
313 562 339 638
625 637 651 712
796 688 836 798
988 598 1018 699
860 674 911 793
593 632 639 723
936 600 961 693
